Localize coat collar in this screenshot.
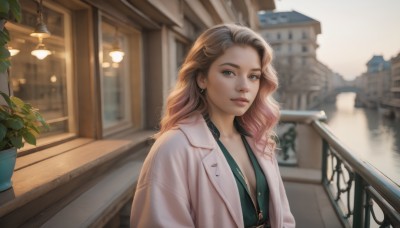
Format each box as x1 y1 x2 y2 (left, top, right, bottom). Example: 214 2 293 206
177 113 216 150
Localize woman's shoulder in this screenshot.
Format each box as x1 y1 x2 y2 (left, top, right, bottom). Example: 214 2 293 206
154 128 190 151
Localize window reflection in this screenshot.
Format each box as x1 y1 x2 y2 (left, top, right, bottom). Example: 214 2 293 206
8 0 71 137
101 21 130 129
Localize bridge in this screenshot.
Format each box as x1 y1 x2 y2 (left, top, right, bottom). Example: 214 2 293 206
335 86 361 93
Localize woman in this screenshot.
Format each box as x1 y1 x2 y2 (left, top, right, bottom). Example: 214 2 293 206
130 24 295 228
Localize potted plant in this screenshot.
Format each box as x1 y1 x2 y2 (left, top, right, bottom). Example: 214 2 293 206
0 0 49 192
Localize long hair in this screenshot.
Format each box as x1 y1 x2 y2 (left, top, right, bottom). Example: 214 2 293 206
156 24 280 155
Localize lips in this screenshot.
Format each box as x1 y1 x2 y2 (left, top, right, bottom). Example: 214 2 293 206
231 98 249 103
231 98 249 107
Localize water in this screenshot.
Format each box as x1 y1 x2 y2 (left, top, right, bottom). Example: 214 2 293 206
318 92 400 186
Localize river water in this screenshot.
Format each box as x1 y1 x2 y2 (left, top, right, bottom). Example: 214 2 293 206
318 92 400 186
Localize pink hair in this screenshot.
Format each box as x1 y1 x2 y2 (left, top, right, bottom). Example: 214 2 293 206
156 24 280 155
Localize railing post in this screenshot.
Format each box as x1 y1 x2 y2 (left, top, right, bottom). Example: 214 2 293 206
353 173 366 228
321 139 328 184
364 191 371 228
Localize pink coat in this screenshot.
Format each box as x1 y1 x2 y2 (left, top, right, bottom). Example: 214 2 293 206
131 114 295 228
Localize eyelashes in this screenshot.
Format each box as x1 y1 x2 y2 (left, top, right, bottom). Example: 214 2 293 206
221 70 261 80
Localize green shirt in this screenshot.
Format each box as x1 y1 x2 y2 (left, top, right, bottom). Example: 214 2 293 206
205 116 270 227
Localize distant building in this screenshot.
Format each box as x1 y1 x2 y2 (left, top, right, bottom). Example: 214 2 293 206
361 55 391 107
258 10 329 110
387 53 400 118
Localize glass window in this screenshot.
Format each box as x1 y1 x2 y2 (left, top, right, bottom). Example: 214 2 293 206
8 0 73 137
100 20 131 130
302 31 307 39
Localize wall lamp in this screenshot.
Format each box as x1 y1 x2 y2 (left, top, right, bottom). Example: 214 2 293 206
30 0 51 60
109 27 125 63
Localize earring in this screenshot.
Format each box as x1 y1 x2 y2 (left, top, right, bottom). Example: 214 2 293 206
200 88 205 94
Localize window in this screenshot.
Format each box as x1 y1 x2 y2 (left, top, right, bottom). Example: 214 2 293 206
288 31 292 40
8 0 74 138
302 31 307 39
277 33 281 40
272 44 281 52
100 20 132 131
302 45 308 53
268 17 277 24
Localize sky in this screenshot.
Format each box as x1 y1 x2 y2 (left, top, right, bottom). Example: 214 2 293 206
274 0 400 80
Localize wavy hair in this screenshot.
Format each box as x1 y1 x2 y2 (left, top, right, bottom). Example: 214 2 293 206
156 24 280 155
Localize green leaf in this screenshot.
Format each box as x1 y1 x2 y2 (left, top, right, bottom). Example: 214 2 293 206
29 125 40 134
10 135 23 148
0 57 10 73
0 0 10 17
11 96 25 108
0 42 11 73
0 43 10 58
0 108 9 119
9 0 21 22
0 28 10 46
0 122 6 141
0 91 14 108
22 130 36 145
5 117 23 129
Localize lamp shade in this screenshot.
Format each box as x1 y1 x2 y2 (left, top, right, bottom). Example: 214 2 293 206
31 43 51 60
8 47 20 56
30 22 51 39
109 49 125 63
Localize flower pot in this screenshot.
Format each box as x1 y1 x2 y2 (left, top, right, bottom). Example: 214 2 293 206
0 147 17 192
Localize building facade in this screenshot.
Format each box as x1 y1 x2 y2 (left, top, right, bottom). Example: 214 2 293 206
384 53 400 118
258 10 329 110
355 55 391 108
0 0 275 226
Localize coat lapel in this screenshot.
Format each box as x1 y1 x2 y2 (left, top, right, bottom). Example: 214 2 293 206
202 148 243 228
178 114 243 227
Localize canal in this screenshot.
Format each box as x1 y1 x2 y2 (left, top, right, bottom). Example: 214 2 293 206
318 92 400 186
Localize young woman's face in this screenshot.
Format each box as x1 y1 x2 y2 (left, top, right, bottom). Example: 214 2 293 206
197 45 261 119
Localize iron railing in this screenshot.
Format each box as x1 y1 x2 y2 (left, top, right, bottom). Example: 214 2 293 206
279 111 400 228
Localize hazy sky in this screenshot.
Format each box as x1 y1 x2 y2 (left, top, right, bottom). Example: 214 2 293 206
274 0 400 80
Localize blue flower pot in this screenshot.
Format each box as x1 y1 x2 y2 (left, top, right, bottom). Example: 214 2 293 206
0 147 17 192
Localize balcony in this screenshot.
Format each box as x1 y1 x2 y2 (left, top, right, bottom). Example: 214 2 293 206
277 111 400 227
0 111 399 227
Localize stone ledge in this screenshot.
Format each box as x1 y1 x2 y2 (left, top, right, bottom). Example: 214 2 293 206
0 130 154 226
41 147 147 227
280 166 321 184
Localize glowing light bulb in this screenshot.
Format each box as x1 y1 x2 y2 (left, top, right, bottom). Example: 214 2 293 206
109 50 125 63
8 47 20 56
31 43 51 60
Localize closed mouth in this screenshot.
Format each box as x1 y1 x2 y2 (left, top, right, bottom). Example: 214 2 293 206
231 98 249 103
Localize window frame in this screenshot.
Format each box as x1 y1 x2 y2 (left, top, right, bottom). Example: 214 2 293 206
98 13 143 137
7 0 77 155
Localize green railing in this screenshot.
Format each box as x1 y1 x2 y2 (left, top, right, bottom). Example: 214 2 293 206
278 110 400 228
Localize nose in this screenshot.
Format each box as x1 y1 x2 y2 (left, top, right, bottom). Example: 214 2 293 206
237 76 249 93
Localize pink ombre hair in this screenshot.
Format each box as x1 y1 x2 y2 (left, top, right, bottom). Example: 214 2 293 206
156 24 280 154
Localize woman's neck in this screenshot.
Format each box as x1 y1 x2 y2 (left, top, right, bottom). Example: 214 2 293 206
208 114 238 139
